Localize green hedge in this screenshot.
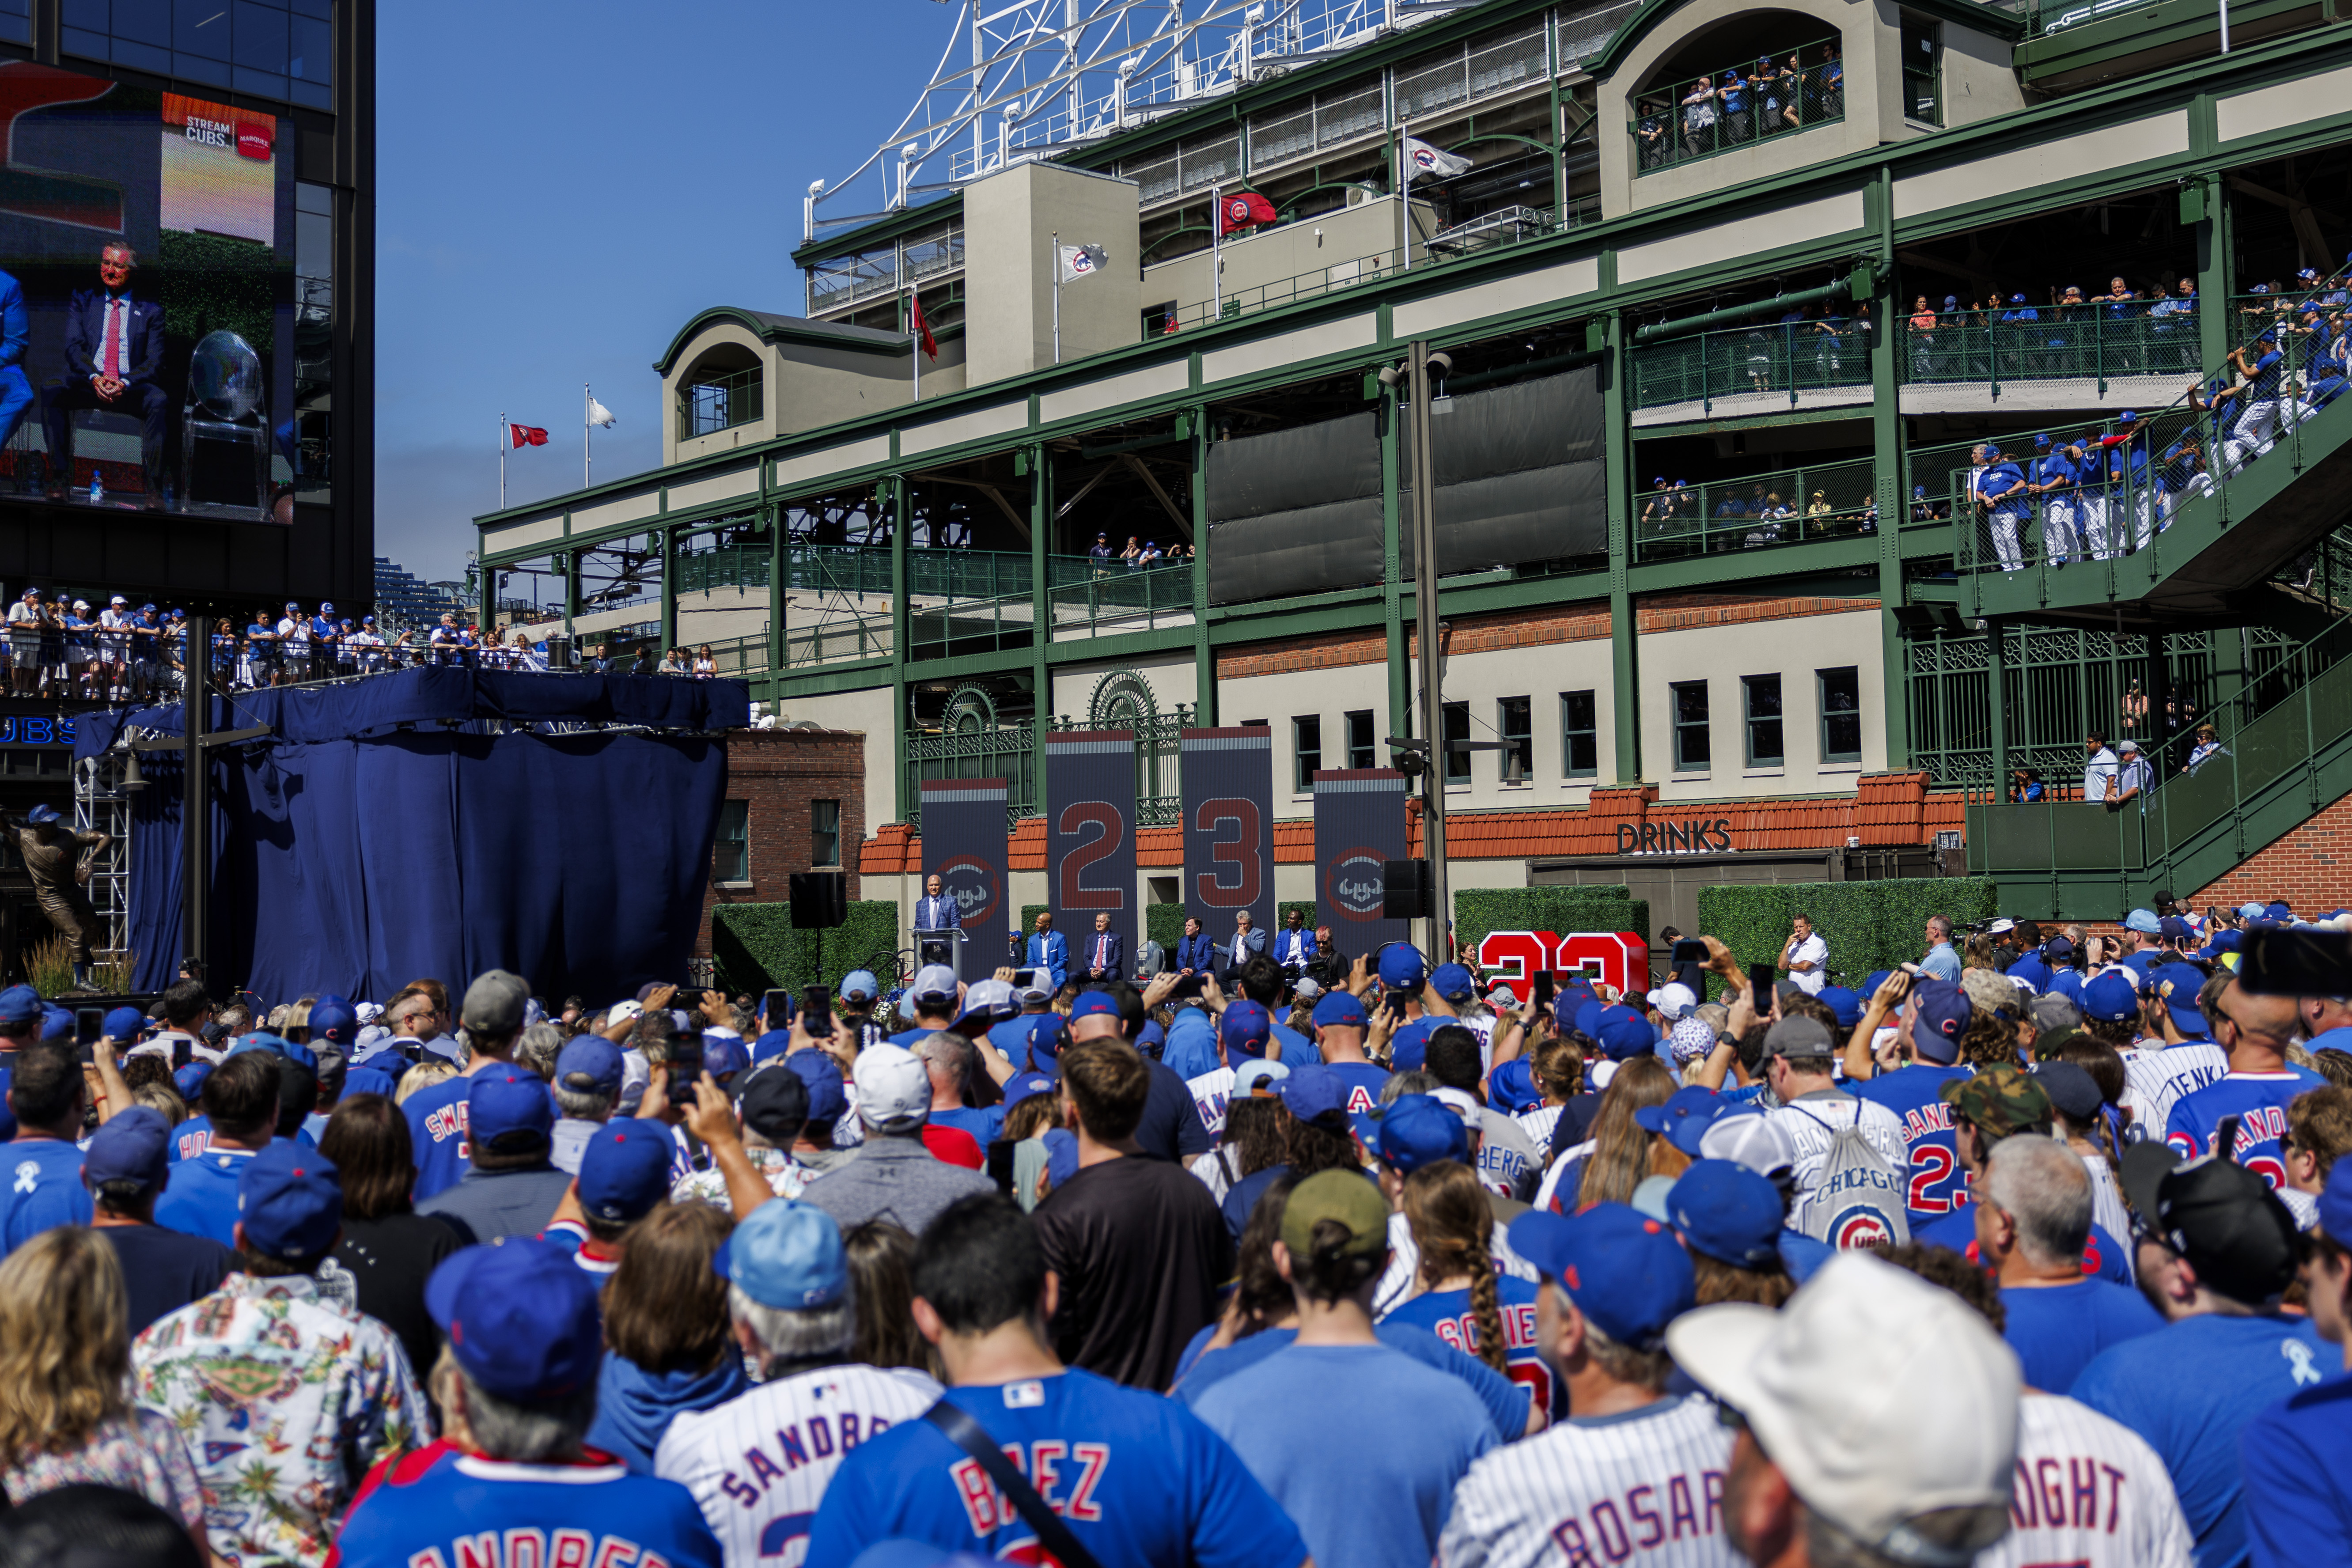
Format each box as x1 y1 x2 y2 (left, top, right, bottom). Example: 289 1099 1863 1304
1453 887 1651 962
1694 878 1998 984
711 901 903 995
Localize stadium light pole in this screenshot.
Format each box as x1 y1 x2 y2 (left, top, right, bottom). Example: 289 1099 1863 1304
1408 340 1447 958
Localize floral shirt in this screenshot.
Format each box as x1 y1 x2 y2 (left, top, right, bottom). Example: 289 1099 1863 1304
670 1145 808 1209
132 1272 430 1568
2 1408 205 1528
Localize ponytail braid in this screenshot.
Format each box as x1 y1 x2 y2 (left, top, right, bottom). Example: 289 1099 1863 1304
1462 1243 1508 1375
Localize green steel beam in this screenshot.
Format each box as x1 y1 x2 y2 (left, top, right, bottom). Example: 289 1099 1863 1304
1383 386 1409 742
1870 167 1909 770
1030 445 1050 750
1605 308 1639 783
774 657 895 697
1192 405 1216 723
889 473 909 818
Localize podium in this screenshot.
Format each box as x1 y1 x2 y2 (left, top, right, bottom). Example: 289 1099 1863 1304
915 928 964 971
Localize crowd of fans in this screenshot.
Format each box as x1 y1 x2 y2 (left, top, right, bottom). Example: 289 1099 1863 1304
0 892 2347 1565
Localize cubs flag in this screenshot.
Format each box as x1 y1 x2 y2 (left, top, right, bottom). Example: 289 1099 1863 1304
921 778 1008 983
1047 730 1138 965
1404 136 1472 178
1181 727 1276 940
1056 243 1108 283
1314 769 1409 954
1216 191 1279 235
508 423 548 448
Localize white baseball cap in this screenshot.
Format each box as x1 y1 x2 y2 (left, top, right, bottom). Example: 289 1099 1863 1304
1669 1254 2020 1567
605 999 643 1026
1646 982 1698 1019
1431 1086 1483 1126
851 1042 931 1131
1699 1105 1797 1175
958 977 1017 1023
909 964 960 1004
1234 1058 1290 1097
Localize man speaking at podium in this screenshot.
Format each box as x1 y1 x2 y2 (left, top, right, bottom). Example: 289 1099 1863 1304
915 872 961 935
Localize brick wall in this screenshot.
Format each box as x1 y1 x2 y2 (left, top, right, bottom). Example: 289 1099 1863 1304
2186 785 2352 915
1214 594 1878 680
698 728 867 958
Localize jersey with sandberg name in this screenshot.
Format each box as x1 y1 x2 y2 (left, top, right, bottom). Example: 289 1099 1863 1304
805 1367 1307 1567
2165 1068 2329 1188
2117 1043 2229 1143
1973 1394 2193 1568
1437 1393 1736 1568
654 1363 941 1568
1851 1063 1973 1220
326 1441 722 1568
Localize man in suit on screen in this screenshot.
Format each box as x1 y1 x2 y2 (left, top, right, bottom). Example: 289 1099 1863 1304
42 243 169 508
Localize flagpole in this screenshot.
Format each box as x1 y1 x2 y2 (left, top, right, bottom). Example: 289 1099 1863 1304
499 412 507 509
1052 230 1062 365
1211 186 1222 318
584 384 593 488
1399 118 1412 273
909 289 920 404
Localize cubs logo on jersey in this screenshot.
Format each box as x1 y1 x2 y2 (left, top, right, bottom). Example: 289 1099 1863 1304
1828 1204 1899 1251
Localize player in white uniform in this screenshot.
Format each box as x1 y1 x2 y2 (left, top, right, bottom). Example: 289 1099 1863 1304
1440 1202 1731 1568
655 1199 940 1568
1977 1394 2194 1568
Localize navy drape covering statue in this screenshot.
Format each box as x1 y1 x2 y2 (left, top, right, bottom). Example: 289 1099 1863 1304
76 668 747 1002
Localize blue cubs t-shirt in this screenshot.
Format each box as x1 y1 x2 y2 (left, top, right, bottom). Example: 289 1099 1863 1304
1190 1343 1496 1568
401 1074 475 1202
2167 1068 2328 1186
2242 1368 2352 1563
1380 1276 1552 1417
0 1137 91 1256
152 1145 259 1248
1326 1062 1391 1116
929 1104 1005 1147
1851 1063 1972 1220
1174 1322 1527 1439
807 1367 1307 1567
1999 1276 2164 1393
1912 1207 2134 1286
2070 1313 2333 1568
335 1441 721 1568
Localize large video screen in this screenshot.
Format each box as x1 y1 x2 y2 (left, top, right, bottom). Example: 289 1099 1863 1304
0 59 309 524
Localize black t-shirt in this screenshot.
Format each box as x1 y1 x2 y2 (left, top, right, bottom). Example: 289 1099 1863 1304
1550 1091 1603 1159
98 1222 234 1337
1033 1153 1234 1392
335 1212 464 1383
1133 1059 1213 1163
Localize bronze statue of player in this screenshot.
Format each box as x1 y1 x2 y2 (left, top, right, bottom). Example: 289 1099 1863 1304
4 804 110 989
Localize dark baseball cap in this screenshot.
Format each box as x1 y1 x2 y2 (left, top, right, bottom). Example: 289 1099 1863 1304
1939 1063 2053 1141
1763 1015 1835 1059
428 1240 603 1401
1353 1094 1468 1172
576 1119 672 1224
83 1105 170 1193
1311 990 1367 1029
783 1052 848 1123
738 1062 811 1145
468 1070 555 1146
2120 1140 2299 1304
1508 1202 1696 1351
238 1143 342 1260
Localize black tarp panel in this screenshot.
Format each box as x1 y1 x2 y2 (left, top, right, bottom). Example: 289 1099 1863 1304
1204 413 1383 604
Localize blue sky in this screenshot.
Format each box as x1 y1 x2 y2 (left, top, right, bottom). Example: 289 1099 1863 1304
373 0 942 581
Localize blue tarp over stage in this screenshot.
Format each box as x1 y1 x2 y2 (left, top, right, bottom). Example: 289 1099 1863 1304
77 668 748 1005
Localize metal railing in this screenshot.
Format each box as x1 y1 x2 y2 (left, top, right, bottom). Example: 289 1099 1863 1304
1901 306 2202 395
1630 316 1874 412
1630 458 1877 560
1632 41 1845 176
677 365 764 442
1948 281 2352 584
1047 563 1195 636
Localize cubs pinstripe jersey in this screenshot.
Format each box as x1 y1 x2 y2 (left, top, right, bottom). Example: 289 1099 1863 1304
1975 1393 2193 1568
1374 1211 1539 1318
653 1363 942 1568
1437 1393 1736 1568
1188 1065 1237 1136
2117 1043 2228 1142
1770 1094 1906 1238
1515 1104 1564 1153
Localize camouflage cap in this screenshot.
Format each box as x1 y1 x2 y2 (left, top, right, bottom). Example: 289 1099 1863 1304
1938 1062 2053 1142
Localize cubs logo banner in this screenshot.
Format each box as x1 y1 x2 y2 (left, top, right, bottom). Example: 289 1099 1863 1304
1313 769 1408 955
1046 730 1138 969
921 778 1008 984
1181 727 1276 942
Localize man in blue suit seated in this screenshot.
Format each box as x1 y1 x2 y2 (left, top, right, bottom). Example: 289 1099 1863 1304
1174 914 1217 976
42 243 170 508
1025 909 1068 991
0 265 31 457
1273 908 1318 972
1080 910 1124 983
914 872 962 935
1219 909 1267 972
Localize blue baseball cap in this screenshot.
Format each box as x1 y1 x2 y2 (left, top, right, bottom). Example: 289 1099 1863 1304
1378 944 1428 991
1430 963 1476 1003
1817 986 1862 1030
839 970 880 1002
1488 1058 1541 1115
1070 991 1121 1023
469 1070 555 1144
1355 1093 1469 1173
2159 916 2194 944
1043 1127 1079 1189
39 1007 70 1042
784 1053 848 1122
576 1119 673 1224
0 985 39 1025
83 1105 170 1193
2034 433 2052 449
1276 1063 1348 1122
555 1035 625 1097
229 1031 318 1073
1220 1000 1273 1060
750 1029 794 1064
715 1197 848 1310
1572 999 1610 1040
2123 908 2161 935
702 1034 750 1081
1633 1085 1726 1157
1005 1070 1059 1103
2080 970 2141 1023
2147 962 2210 1037
428 1240 603 1400
2200 929 2243 960
1026 1015 1070 1072
101 1005 145 1042
1595 1006 1655 1062
2318 1156 2352 1243
1311 989 1368 1029
237 1142 342 1260
1507 1202 1697 1351
172 1061 213 1102
22 805 57 826
307 997 359 1047
1665 1159 1785 1269
344 1064 398 1100
2267 901 2295 923
1909 979 1972 1066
